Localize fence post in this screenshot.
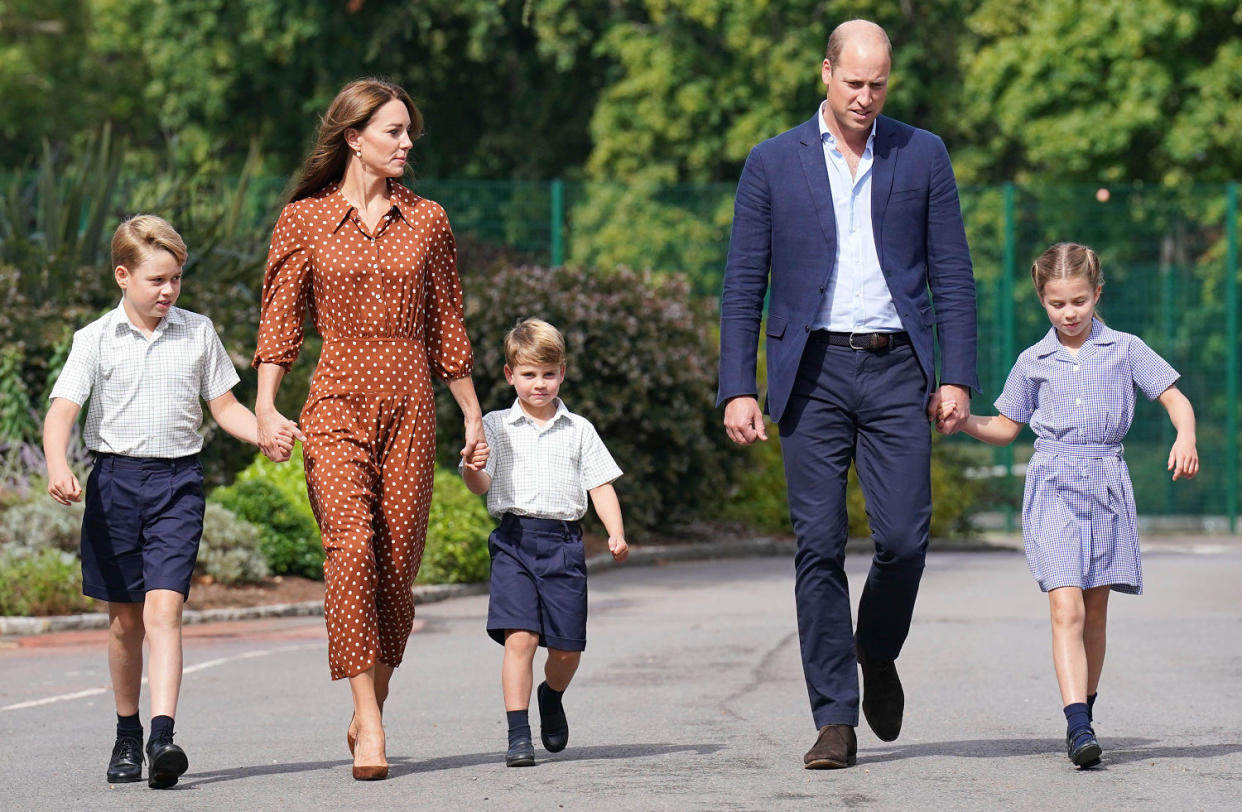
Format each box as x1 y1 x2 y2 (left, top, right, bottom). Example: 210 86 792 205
1226 181 1238 533
1000 182 1017 533
550 178 565 267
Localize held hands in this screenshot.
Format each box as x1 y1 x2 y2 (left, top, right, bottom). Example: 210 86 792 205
47 467 82 505
461 440 489 472
257 408 307 463
1168 434 1199 481
723 396 768 445
608 536 629 563
929 385 969 435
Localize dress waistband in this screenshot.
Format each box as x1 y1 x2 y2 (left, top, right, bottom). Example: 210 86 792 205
310 337 430 397
1033 439 1123 458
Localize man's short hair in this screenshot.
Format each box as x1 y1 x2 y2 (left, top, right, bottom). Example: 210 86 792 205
825 19 892 65
504 318 566 367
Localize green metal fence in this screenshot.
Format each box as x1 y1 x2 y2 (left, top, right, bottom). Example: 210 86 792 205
421 178 1239 529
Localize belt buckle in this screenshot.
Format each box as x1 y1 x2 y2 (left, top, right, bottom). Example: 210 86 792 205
848 330 873 351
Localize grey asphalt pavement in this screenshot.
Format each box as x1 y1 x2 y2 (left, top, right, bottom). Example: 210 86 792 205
2 545 1240 810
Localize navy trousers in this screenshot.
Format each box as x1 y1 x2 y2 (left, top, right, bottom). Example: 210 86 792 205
778 334 932 728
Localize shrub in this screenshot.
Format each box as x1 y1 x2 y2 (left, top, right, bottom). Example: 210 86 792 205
417 467 493 585
0 495 84 556
442 264 737 533
722 428 980 539
210 449 322 579
196 502 269 585
0 548 93 616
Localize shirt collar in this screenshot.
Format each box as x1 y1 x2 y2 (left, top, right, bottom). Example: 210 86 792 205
817 100 876 154
109 299 181 338
1034 318 1114 358
327 179 420 233
505 397 570 427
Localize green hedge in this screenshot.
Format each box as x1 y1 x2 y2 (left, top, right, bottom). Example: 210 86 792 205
418 469 493 584
0 548 93 616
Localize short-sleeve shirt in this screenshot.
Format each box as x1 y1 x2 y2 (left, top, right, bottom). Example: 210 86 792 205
467 398 622 521
994 320 1178 443
49 303 240 457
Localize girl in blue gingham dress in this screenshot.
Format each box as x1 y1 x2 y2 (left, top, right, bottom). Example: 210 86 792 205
945 243 1199 769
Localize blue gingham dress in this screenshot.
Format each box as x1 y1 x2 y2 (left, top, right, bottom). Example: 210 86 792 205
995 320 1178 594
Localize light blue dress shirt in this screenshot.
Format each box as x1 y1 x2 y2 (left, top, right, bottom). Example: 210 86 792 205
812 101 903 332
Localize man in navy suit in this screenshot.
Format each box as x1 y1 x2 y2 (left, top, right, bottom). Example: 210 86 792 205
718 19 978 769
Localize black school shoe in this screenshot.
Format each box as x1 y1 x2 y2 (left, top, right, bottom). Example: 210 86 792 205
106 735 144 783
1066 728 1103 768
506 737 536 767
145 732 189 788
537 682 569 753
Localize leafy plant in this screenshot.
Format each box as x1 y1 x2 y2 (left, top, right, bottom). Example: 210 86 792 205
197 502 269 585
0 492 84 556
0 547 93 616
417 467 493 585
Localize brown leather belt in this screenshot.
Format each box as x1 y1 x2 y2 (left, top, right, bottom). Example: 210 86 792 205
818 331 911 351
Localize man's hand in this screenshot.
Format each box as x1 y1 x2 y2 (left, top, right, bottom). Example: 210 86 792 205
723 396 768 446
929 384 969 435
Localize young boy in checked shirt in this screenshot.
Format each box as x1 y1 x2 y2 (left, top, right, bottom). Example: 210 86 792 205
461 318 628 767
42 215 299 788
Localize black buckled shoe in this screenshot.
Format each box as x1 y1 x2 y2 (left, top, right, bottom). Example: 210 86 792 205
537 682 569 753
1067 728 1102 768
856 640 904 742
145 732 188 789
506 737 536 767
106 735 144 783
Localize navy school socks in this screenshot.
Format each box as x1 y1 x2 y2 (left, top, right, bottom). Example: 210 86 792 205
117 713 142 740
1087 692 1097 722
149 715 175 745
507 709 531 748
1064 703 1092 738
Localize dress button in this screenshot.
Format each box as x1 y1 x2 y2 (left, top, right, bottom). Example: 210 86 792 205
1074 398 1082 405
1073 365 1080 372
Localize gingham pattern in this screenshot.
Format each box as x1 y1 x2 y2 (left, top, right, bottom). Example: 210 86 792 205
996 320 1179 593
49 303 239 457
469 398 622 520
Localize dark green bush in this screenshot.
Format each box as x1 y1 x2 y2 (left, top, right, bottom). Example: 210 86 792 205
210 450 323 579
0 548 93 616
441 264 736 533
417 467 493 584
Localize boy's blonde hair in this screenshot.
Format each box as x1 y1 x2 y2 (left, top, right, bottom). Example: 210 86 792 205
111 214 188 270
504 318 565 367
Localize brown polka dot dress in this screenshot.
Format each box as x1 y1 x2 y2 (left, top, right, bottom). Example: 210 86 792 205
253 181 473 680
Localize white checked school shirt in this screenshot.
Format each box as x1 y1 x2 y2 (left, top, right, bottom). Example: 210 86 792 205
468 398 622 521
994 320 1179 443
813 101 903 332
49 302 240 457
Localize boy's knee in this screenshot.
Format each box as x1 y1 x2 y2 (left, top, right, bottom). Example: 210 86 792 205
546 648 581 666
504 630 539 655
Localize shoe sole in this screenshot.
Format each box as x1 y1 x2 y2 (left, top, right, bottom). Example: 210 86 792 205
148 750 188 789
1070 742 1102 768
804 755 857 770
106 774 143 784
506 756 536 767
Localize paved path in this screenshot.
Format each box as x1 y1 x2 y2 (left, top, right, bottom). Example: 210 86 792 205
2 547 1240 810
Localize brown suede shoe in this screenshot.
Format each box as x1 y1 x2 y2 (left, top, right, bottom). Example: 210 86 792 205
803 724 857 769
856 641 904 742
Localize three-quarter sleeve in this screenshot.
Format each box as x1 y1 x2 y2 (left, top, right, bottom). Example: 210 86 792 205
253 203 314 370
422 207 474 380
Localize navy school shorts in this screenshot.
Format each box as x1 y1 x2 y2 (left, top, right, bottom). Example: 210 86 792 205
80 453 205 603
486 513 588 652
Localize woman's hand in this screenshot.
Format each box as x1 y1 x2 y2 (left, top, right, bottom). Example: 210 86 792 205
258 407 306 462
461 416 486 471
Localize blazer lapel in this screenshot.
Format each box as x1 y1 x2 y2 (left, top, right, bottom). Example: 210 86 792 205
796 116 838 254
870 116 897 265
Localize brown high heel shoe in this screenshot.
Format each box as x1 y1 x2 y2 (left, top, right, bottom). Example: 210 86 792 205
347 714 357 756
351 728 388 781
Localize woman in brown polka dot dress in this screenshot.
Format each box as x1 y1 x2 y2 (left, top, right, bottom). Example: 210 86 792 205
252 78 485 781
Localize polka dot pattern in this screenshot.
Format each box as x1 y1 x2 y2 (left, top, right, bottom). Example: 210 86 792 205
254 181 474 680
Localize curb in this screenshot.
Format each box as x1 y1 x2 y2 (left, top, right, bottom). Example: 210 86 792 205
0 536 1011 637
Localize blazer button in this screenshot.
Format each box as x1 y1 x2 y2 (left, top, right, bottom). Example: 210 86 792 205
804 325 810 333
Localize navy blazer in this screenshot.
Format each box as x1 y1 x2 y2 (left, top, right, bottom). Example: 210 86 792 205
717 113 979 423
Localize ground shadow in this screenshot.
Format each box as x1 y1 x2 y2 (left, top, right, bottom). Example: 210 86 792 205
178 742 724 787
861 736 1242 768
